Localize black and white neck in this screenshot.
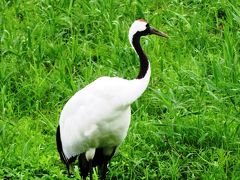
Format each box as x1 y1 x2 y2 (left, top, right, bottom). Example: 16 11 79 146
125 19 168 104
123 19 152 105
129 19 151 80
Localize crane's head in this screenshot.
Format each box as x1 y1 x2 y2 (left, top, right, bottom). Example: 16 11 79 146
129 19 168 45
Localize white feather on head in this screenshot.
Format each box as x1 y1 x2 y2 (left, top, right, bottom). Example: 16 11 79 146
128 19 148 47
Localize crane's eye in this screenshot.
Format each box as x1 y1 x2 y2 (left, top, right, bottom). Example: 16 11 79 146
146 23 150 28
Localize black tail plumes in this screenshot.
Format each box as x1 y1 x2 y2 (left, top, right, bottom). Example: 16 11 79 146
56 125 77 175
56 125 66 163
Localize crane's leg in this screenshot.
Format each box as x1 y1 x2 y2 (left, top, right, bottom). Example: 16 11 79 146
66 164 71 177
67 156 77 177
98 146 117 180
89 159 93 180
78 153 89 180
99 163 108 180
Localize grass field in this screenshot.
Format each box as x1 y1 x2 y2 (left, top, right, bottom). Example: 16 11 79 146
1 0 240 179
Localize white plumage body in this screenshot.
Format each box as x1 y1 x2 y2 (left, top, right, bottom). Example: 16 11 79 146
60 68 150 159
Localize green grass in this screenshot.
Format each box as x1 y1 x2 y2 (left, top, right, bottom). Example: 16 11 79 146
1 0 240 179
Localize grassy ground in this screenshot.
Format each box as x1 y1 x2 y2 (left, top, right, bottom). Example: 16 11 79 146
1 0 240 179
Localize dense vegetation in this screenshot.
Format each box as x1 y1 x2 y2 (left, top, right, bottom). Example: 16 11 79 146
1 0 240 179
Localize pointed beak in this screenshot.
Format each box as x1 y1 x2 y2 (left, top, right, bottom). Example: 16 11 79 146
149 27 168 38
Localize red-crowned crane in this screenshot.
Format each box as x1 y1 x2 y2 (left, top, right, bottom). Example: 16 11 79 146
56 19 168 180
